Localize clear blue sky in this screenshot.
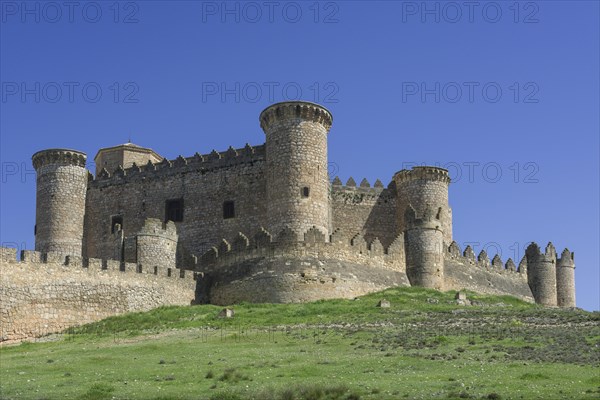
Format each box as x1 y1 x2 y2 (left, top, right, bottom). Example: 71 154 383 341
1 1 598 310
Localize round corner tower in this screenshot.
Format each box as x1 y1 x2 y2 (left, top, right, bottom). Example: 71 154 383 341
392 166 452 243
32 149 88 256
525 242 558 307
556 248 576 308
260 101 333 239
402 204 445 290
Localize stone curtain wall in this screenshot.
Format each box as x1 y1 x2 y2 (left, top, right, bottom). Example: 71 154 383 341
443 242 534 302
84 145 267 261
330 181 398 248
197 229 408 305
206 257 409 305
0 248 196 342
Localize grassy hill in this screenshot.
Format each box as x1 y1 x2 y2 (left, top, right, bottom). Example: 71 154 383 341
0 287 598 400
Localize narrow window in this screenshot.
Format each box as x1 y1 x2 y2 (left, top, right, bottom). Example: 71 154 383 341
165 199 184 222
223 201 235 219
111 215 123 233
302 186 310 198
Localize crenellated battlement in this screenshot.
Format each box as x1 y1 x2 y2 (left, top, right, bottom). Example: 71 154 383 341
557 248 575 267
526 242 558 263
331 177 395 205
259 101 333 132
32 148 87 170
195 226 406 272
0 246 196 342
90 143 265 184
0 247 195 282
393 166 451 185
138 218 178 238
445 241 526 277
331 177 388 190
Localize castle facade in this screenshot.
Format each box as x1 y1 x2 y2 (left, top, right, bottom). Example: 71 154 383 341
27 101 575 308
0 101 579 341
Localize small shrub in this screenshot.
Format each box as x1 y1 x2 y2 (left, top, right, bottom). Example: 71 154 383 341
77 383 115 400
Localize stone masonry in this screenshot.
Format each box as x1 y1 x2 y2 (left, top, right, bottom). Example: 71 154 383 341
0 101 577 341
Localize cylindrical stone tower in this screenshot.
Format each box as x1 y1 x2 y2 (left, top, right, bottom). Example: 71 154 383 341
556 248 576 308
393 166 452 243
260 101 333 239
404 204 445 290
32 149 88 256
525 242 558 307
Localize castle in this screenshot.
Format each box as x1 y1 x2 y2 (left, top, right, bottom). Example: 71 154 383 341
0 101 576 341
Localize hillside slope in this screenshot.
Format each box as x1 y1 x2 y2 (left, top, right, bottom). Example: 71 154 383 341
0 287 598 400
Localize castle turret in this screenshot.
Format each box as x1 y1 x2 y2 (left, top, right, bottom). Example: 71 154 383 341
124 218 178 271
32 149 88 256
556 248 576 308
260 101 333 239
525 242 558 306
393 166 452 243
404 204 445 290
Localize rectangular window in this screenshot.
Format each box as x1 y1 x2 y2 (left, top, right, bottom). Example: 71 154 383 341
302 186 310 198
111 215 123 233
223 201 235 219
165 199 184 222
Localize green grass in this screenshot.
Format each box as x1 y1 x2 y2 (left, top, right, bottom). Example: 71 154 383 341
0 287 598 400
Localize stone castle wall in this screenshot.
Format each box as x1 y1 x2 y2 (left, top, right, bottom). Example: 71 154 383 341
443 242 534 301
84 144 268 260
193 225 537 305
0 247 196 342
83 146 403 266
9 101 575 343
330 181 398 248
195 226 408 304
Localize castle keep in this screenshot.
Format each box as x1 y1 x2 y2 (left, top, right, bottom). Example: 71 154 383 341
0 101 576 341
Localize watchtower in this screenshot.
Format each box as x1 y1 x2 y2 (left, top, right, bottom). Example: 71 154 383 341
525 242 558 307
32 149 88 255
404 204 445 290
260 101 333 239
393 166 452 243
556 248 576 307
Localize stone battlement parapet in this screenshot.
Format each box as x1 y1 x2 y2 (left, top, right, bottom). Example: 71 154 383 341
90 144 265 184
259 101 333 132
393 166 451 185
0 247 195 282
32 148 87 170
445 241 527 277
195 226 406 272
